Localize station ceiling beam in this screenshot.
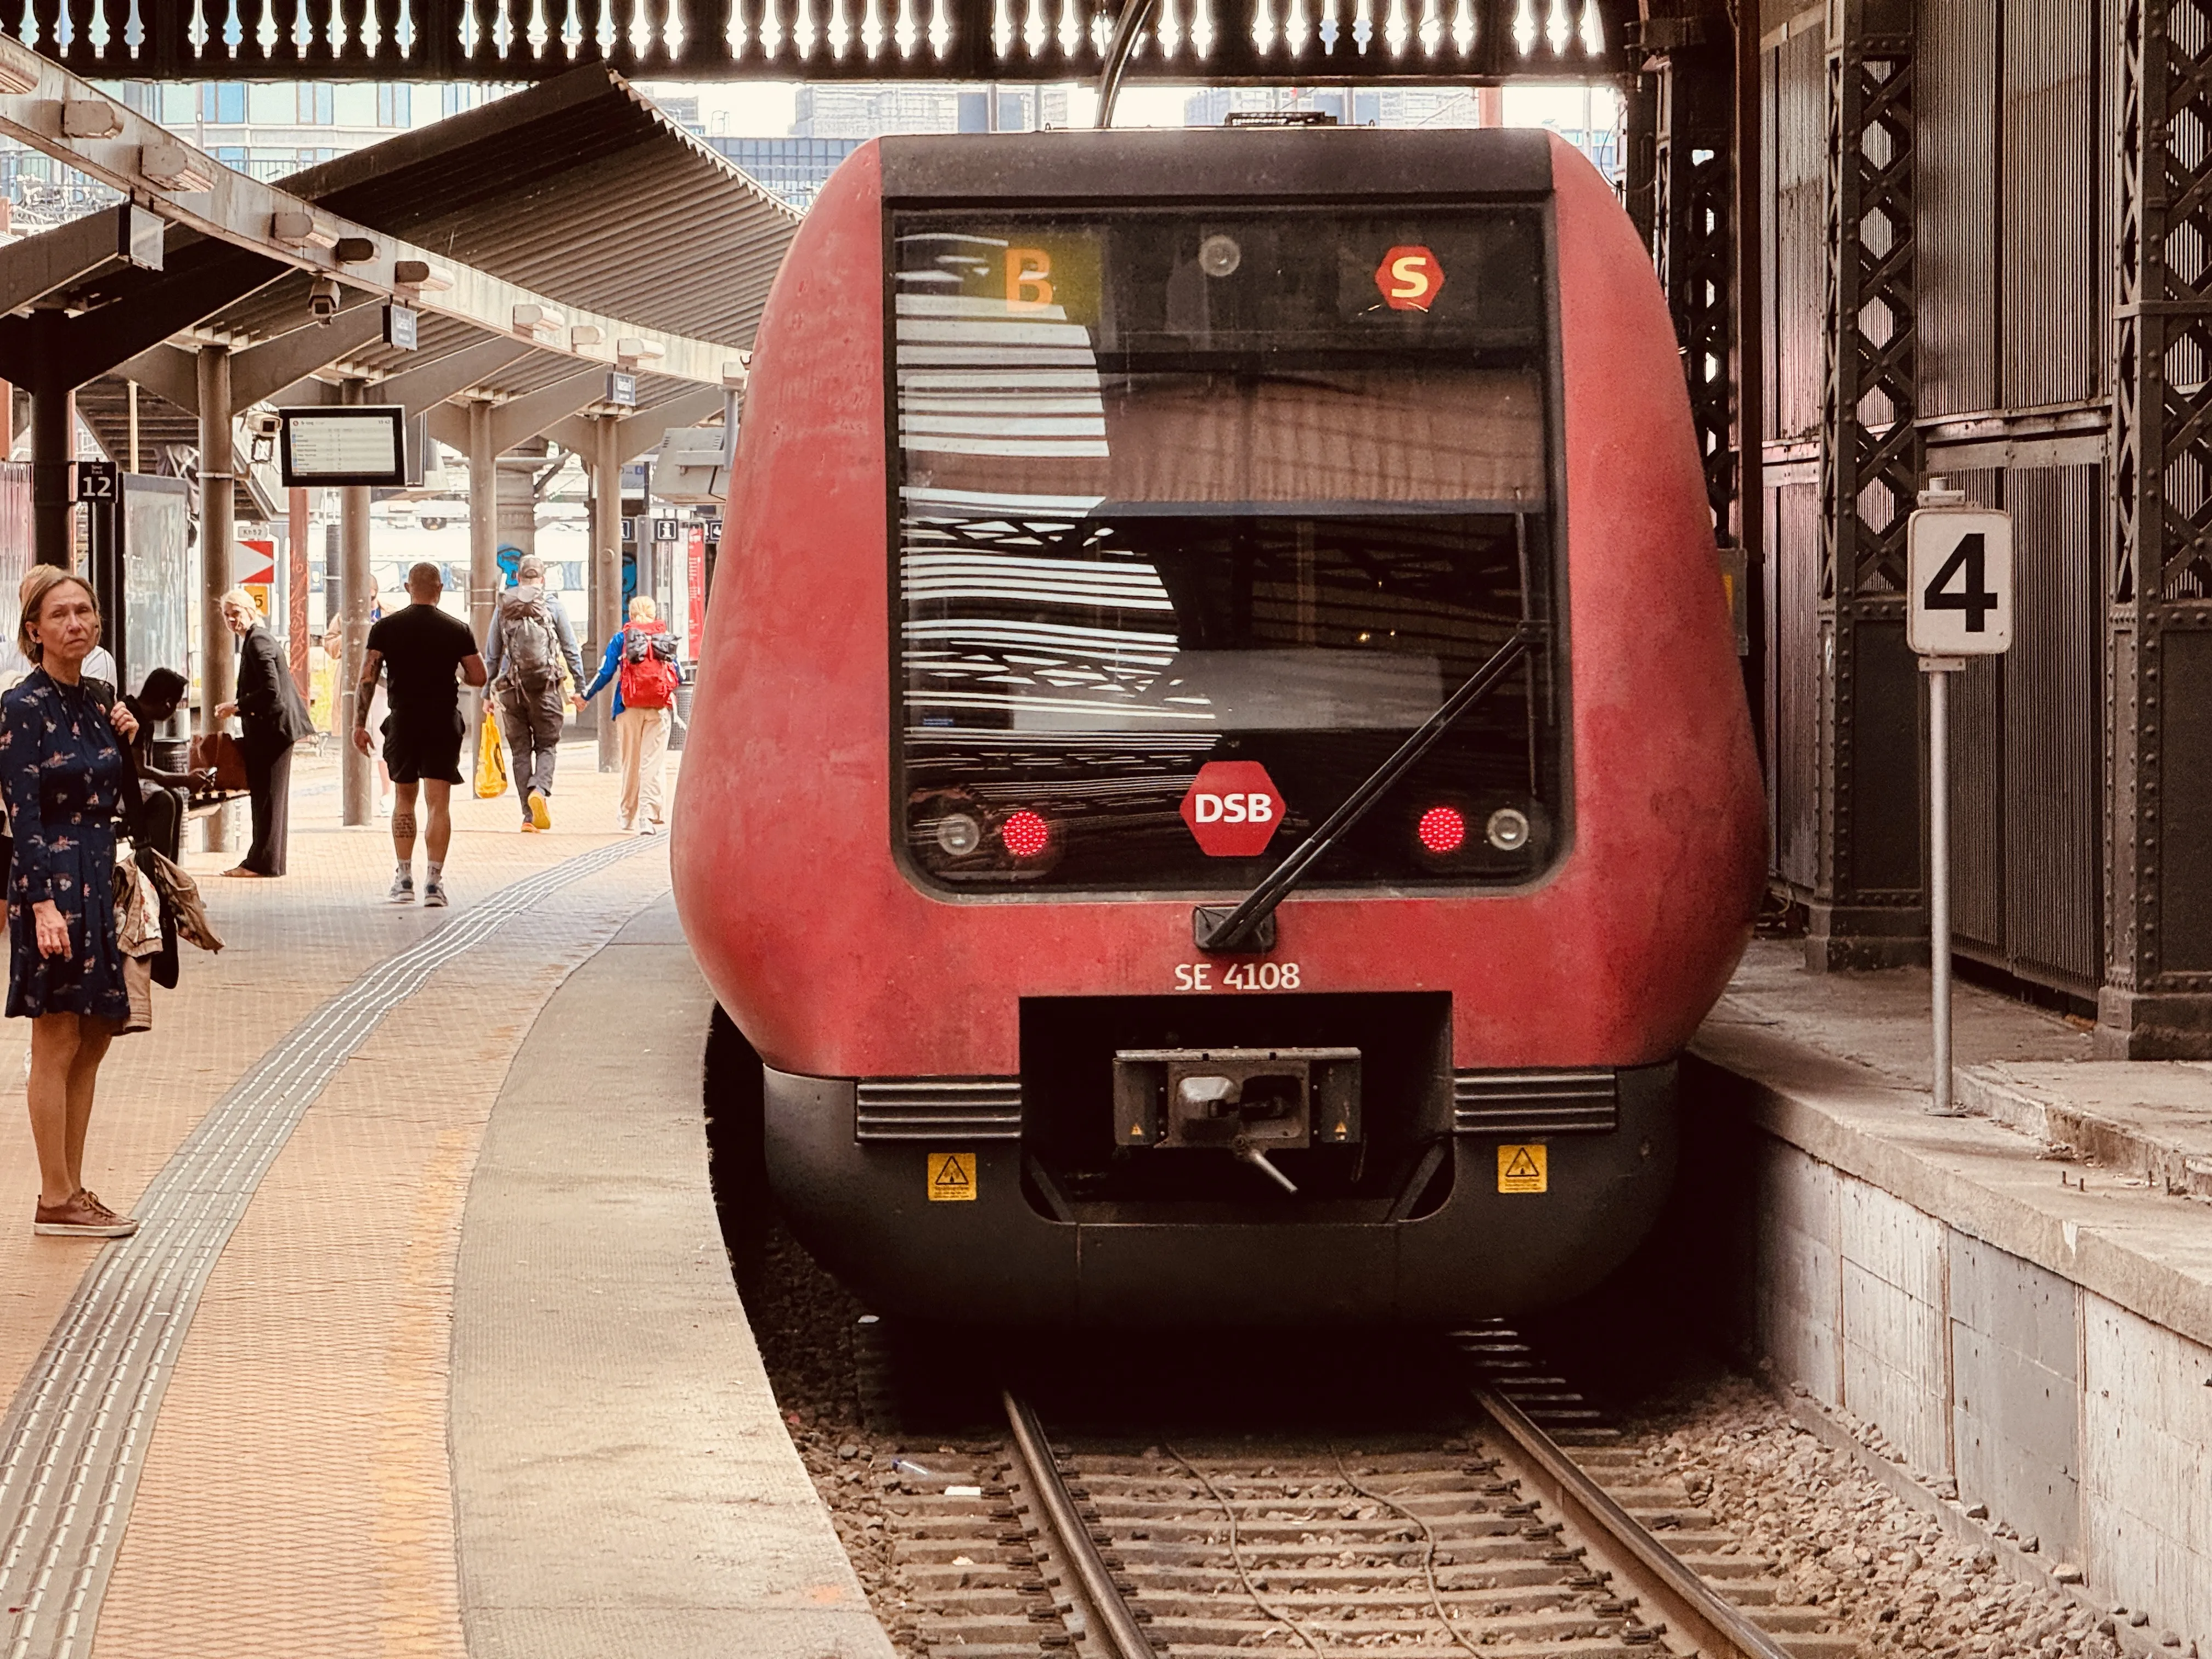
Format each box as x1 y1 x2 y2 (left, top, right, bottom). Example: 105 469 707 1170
543 387 730 466
0 244 284 391
425 369 612 459
0 201 160 316
329 338 539 419
228 304 394 406
114 300 393 414
6 0 1638 82
0 38 743 390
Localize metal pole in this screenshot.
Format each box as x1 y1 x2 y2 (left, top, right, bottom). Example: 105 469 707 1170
1926 661 1957 1115
285 484 312 690
338 378 375 827
467 399 497 771
197 345 238 854
594 413 623 773
127 379 139 475
286 486 310 692
1917 477 1968 1116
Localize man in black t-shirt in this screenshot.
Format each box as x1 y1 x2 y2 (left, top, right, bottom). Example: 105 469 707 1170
355 563 487 907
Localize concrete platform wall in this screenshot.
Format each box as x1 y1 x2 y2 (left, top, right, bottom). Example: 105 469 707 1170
1751 1136 2212 1640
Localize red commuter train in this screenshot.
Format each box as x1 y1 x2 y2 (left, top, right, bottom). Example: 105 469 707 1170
674 126 1765 1328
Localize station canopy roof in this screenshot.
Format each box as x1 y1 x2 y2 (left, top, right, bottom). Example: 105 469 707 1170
3 59 803 488
283 66 797 356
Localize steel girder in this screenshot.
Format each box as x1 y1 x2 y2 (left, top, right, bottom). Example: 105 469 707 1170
2102 0 2212 1054
1650 31 1734 538
5 0 1635 80
1805 0 1921 970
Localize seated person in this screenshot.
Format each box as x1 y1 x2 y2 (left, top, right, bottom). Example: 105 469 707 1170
120 668 213 864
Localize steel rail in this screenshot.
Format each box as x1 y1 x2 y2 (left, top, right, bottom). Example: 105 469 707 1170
1001 1392 1158 1659
1472 1384 1795 1659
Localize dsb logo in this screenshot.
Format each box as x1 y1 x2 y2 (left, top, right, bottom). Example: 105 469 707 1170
1192 792 1274 825
1180 761 1287 858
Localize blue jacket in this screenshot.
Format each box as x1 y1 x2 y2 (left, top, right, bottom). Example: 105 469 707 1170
580 631 627 719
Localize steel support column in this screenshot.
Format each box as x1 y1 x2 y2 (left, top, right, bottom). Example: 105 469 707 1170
338 379 375 827
287 487 309 693
2101 0 2212 1056
466 399 497 780
592 414 623 774
1807 0 1923 971
29 377 71 569
197 344 240 854
1634 6 1757 752
1622 67 1658 254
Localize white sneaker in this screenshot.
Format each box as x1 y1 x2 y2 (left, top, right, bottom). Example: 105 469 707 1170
422 882 449 909
641 821 660 835
388 872 415 904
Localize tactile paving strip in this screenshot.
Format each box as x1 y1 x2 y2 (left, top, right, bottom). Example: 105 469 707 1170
0 835 653 1659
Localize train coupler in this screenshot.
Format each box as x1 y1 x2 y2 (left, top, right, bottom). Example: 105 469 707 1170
1110 1046 1363 1193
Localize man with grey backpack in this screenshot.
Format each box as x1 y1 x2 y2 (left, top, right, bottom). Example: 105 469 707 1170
481 556 586 832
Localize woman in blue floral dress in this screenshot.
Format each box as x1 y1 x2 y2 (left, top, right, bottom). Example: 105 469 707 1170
5 568 142 1239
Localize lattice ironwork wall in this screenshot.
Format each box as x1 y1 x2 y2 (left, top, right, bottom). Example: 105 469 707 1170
2 0 1631 78
1807 0 1920 967
1651 35 1734 534
2104 0 2212 1054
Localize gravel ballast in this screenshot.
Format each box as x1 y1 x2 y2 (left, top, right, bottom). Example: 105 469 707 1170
736 1223 2160 1657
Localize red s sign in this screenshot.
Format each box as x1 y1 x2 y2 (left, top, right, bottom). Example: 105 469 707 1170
1374 245 1445 312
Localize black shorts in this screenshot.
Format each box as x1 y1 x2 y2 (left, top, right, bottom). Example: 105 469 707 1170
381 711 465 786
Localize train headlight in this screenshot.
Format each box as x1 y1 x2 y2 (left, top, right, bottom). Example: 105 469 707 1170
1486 807 1531 852
934 812 983 857
1199 234 1243 278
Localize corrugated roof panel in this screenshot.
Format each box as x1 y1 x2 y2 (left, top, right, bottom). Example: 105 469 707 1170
278 66 799 353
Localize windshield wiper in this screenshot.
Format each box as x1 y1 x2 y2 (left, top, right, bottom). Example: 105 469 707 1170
1193 622 1539 955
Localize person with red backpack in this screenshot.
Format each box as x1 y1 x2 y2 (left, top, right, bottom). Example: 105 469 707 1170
580 594 680 833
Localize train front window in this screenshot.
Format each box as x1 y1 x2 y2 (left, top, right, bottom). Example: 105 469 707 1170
891 205 1564 893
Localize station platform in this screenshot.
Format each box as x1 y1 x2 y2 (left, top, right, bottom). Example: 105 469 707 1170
0 745 888 1659
1693 940 2212 1651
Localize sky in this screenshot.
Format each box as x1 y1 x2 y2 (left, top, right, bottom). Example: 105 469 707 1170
633 77 1616 134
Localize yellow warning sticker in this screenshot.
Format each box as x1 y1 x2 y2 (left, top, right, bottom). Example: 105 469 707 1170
1497 1143 1548 1194
927 1151 977 1201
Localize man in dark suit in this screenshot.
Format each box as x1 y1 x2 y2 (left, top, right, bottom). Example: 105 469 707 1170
214 589 314 878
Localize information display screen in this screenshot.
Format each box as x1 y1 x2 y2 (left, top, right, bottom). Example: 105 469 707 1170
279 406 407 487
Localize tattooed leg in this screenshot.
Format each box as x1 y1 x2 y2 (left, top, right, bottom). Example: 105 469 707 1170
391 780 420 864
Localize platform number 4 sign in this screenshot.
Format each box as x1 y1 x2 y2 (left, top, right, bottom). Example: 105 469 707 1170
1906 506 2013 657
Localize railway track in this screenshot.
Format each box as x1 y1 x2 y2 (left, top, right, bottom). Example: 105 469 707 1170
870 1327 1860 1658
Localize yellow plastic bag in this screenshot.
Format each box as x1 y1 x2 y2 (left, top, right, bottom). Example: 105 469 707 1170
475 707 509 799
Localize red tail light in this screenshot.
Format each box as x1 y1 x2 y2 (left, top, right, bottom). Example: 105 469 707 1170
1417 805 1467 854
1001 809 1051 859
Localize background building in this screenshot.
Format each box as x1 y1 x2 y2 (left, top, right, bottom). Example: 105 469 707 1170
1183 82 1620 178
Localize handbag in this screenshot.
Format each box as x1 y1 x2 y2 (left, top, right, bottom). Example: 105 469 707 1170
189 732 248 792
475 706 509 799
